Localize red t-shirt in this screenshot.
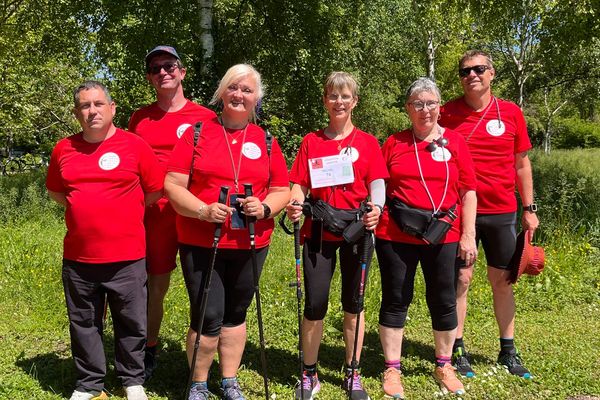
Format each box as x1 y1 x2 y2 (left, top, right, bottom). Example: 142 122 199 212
167 119 289 249
46 129 164 263
375 128 477 244
289 129 389 241
440 96 532 214
128 100 216 168
128 100 216 210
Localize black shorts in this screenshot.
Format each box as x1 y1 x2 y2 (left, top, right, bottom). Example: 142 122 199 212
457 212 517 269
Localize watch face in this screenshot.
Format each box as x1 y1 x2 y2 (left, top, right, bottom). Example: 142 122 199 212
263 204 271 218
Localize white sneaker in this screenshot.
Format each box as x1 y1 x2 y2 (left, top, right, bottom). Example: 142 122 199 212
125 385 148 400
69 390 108 400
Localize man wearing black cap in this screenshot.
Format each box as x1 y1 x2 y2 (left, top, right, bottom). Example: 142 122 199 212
129 45 216 380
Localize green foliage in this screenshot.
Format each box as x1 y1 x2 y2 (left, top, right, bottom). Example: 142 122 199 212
551 117 600 149
530 148 600 246
2 0 600 158
0 170 62 224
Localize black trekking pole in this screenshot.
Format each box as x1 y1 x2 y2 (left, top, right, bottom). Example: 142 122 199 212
185 185 229 400
289 217 305 400
349 215 372 398
243 183 269 399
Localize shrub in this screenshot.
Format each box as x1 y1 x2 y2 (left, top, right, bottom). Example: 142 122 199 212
552 117 600 149
0 170 62 223
530 148 600 246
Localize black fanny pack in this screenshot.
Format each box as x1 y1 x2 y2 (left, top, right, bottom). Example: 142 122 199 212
387 197 457 245
303 198 368 243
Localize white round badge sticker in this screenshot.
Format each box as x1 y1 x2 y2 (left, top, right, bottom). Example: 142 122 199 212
242 142 262 160
486 119 505 136
177 123 192 138
98 152 120 171
340 146 359 163
431 147 452 162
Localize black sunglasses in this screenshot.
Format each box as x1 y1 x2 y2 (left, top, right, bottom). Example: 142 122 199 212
458 65 491 77
147 62 179 75
426 137 449 152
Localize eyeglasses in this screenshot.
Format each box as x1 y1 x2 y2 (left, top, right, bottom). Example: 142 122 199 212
326 93 354 103
409 101 439 111
458 65 491 77
147 62 179 75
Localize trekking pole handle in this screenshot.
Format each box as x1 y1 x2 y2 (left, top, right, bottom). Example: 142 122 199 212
243 183 256 236
214 186 230 240
293 201 301 260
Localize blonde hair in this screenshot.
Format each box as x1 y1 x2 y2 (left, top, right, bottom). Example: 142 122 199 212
323 71 359 98
210 64 264 120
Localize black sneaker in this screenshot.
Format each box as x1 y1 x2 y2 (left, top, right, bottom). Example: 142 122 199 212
497 351 532 379
342 371 371 400
295 371 321 400
452 347 475 378
144 345 158 382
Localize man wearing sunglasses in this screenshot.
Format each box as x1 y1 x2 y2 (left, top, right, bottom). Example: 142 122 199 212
440 50 539 379
128 45 216 381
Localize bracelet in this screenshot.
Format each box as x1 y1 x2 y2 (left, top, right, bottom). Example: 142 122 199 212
375 204 384 214
197 204 206 220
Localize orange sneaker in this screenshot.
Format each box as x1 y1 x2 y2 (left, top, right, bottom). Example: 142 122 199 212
382 367 405 399
433 363 465 395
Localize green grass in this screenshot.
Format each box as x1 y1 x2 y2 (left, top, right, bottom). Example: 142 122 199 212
1 153 600 399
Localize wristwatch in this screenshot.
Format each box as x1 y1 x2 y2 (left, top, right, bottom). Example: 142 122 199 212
262 203 271 219
522 204 538 213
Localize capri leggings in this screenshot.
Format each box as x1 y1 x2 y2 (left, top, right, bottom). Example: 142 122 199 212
375 239 458 331
180 244 268 336
303 236 374 321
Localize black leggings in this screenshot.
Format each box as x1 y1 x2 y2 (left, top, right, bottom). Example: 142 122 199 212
180 244 268 336
303 236 374 321
375 239 458 331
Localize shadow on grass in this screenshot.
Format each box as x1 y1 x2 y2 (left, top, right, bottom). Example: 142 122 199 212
15 328 494 399
15 336 191 399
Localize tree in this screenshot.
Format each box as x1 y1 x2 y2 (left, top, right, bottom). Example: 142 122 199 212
0 0 96 155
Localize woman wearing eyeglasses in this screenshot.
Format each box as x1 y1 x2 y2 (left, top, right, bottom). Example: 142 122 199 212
164 64 290 400
374 77 477 398
286 71 388 400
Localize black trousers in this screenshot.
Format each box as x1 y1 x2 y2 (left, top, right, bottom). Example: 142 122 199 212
62 258 147 392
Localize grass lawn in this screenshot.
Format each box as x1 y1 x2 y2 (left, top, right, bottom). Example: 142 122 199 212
1 211 599 400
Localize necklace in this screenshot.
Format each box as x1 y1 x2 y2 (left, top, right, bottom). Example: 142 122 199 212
465 96 501 142
222 124 248 192
412 126 449 215
326 126 357 150
226 128 244 144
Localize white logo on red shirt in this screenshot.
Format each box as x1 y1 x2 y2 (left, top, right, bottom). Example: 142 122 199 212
98 152 120 170
431 147 452 162
242 142 262 159
177 123 192 138
340 146 359 162
486 119 505 136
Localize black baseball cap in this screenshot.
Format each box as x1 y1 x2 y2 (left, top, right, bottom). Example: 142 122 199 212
145 45 180 68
